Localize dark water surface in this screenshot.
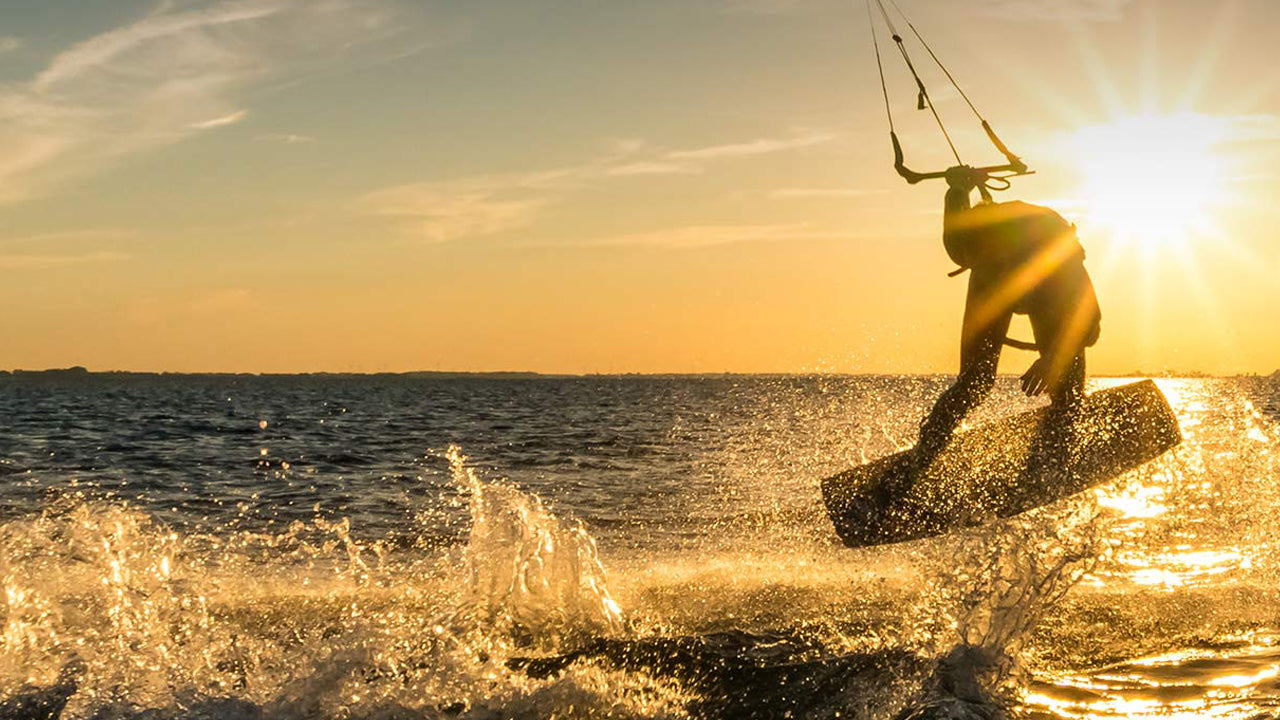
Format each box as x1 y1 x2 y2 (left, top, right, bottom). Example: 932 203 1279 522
2 374 1279 719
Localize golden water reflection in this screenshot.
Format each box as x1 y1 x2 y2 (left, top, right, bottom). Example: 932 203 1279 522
1093 483 1167 519
1087 378 1264 589
1029 377 1280 717
1024 638 1280 719
1120 548 1252 588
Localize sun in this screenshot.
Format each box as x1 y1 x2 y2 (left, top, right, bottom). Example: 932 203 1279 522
1065 113 1233 251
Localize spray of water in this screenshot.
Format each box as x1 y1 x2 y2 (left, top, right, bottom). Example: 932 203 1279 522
893 499 1103 718
0 447 641 719
447 444 625 642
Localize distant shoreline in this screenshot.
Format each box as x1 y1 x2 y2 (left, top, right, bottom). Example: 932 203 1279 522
1 366 1272 381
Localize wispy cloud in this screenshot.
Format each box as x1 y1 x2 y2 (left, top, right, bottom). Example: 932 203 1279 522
256 132 315 144
0 227 138 248
605 130 837 177
0 0 435 204
363 128 841 242
974 0 1134 22
668 130 835 161
0 250 128 271
769 187 880 199
32 1 284 91
588 223 844 249
0 36 21 54
721 0 805 16
607 161 702 177
189 109 249 130
360 173 560 243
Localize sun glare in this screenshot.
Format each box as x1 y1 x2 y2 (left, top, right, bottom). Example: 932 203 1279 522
1066 113 1233 250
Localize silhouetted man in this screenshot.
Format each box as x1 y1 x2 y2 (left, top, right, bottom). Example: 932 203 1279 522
911 165 1102 475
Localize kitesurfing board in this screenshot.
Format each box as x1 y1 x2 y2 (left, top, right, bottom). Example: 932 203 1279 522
821 380 1181 547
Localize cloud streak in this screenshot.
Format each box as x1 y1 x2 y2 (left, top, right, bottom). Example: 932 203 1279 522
0 0 431 204
720 0 806 16
32 1 284 91
0 228 138 248
0 250 128 271
974 0 1135 22
361 173 557 244
769 187 879 199
256 132 315 144
607 161 702 177
668 131 835 161
588 223 846 249
190 109 249 130
361 129 841 242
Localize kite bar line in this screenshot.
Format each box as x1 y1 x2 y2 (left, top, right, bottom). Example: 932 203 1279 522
866 0 1031 192
869 0 962 165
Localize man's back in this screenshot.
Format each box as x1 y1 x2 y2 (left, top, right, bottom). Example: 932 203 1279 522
943 200 1080 273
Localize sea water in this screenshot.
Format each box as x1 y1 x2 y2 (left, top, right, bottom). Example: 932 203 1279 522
1 374 1278 718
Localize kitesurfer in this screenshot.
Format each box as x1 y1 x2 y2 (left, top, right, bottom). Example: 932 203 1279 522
911 165 1102 474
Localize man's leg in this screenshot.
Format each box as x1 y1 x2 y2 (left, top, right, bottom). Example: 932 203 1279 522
914 270 1013 468
1034 348 1086 478
1048 352 1086 410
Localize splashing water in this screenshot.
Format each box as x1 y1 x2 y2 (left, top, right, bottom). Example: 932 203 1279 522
0 449 641 719
448 444 624 641
2 375 1278 719
911 502 1103 714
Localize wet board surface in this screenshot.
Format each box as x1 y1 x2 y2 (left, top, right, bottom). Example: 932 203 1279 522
821 380 1182 548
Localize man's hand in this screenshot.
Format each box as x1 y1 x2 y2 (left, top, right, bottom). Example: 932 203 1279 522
944 165 986 191
1021 357 1056 397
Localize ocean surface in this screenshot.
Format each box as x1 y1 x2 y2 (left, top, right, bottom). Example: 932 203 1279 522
2 374 1279 719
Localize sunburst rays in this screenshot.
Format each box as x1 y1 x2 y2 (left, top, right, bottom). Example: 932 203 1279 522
1030 0 1272 373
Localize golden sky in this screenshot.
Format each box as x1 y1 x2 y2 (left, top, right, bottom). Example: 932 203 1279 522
2 0 1278 374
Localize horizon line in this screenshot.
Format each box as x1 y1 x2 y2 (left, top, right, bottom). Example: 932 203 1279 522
0 366 1258 379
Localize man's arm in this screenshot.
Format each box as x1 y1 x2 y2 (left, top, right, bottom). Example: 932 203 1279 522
942 166 980 260
942 185 972 241
1021 285 1099 397
943 166 977 216
944 184 972 216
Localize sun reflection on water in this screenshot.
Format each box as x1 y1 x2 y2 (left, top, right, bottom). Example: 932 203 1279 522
1206 665 1279 688
1094 483 1167 519
1119 548 1252 589
1026 375 1280 719
1025 638 1280 719
1084 378 1264 589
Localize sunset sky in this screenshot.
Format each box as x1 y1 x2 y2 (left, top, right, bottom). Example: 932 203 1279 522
2 0 1278 374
